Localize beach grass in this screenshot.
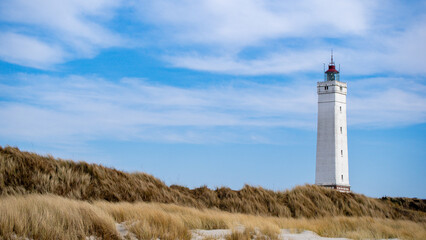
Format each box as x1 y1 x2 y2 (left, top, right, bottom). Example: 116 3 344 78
1 194 425 240
1 146 424 222
1 146 425 239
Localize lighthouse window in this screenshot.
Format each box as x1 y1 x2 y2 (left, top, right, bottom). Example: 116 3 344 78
340 86 343 91
340 127 342 133
341 175 344 181
325 86 328 90
340 106 342 112
341 150 343 156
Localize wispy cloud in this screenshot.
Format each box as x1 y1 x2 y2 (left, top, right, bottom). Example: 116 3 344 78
165 22 426 76
0 74 316 144
0 32 66 69
349 77 426 127
136 0 426 76
165 50 329 75
137 0 371 47
1 74 425 144
0 0 124 69
0 0 424 76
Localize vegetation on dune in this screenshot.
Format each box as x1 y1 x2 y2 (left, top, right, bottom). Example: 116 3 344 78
381 196 426 213
1 146 425 223
0 194 425 240
0 194 120 240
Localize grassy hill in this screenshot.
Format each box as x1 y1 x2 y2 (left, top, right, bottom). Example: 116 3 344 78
1 146 424 221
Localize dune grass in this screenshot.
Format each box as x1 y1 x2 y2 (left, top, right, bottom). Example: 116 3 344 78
0 194 120 240
0 194 425 240
1 146 425 223
1 146 426 239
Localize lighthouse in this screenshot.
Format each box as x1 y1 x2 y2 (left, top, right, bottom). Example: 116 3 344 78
315 53 350 192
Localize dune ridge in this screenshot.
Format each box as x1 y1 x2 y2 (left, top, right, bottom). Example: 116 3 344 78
1 146 424 222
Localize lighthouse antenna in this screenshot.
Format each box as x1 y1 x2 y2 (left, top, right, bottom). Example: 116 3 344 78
331 49 334 65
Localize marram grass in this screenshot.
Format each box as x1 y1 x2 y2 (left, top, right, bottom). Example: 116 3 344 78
0 194 425 240
1 146 424 221
1 146 425 239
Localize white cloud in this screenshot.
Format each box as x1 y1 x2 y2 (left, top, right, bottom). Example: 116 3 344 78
163 20 426 76
166 49 329 75
348 77 426 127
138 0 371 47
0 0 424 76
136 0 426 76
0 74 315 143
0 74 425 144
0 0 124 68
0 32 65 69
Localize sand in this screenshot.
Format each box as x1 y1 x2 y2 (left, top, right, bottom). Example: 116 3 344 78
191 229 350 240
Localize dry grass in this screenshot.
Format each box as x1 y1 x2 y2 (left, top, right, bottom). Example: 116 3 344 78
1 194 425 240
0 194 119 240
226 228 256 240
1 146 425 223
272 217 426 240
95 201 191 240
95 200 426 240
226 227 278 240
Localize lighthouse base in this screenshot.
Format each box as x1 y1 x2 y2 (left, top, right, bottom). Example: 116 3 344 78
318 184 351 193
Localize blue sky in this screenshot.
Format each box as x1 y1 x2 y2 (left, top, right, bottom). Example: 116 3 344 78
0 0 425 198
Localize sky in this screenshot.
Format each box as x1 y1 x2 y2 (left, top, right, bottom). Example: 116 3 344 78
0 0 425 198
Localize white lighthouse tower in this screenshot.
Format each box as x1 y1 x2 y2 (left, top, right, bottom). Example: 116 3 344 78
315 53 350 192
